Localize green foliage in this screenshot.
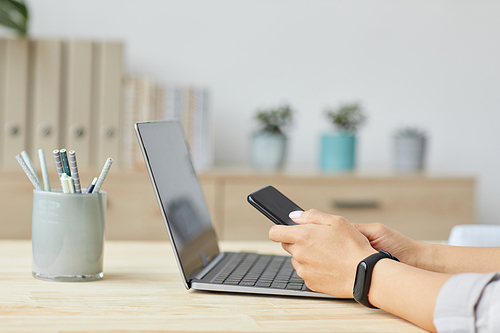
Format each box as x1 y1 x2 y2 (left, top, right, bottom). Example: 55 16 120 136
325 102 366 132
395 126 426 139
0 0 29 37
255 104 293 134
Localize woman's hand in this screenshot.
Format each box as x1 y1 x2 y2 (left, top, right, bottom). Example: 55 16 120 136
352 222 425 268
269 209 376 298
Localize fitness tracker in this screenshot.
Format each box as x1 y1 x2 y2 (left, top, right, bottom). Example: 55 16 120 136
353 250 400 308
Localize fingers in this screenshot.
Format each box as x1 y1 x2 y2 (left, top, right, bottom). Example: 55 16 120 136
352 222 387 241
269 225 301 244
351 222 372 236
289 209 343 226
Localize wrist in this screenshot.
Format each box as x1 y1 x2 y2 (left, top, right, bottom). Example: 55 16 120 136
413 241 439 271
353 250 400 308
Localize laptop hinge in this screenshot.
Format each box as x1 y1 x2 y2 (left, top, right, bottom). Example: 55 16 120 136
190 252 226 280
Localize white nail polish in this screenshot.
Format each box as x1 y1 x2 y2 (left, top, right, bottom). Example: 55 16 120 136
289 210 303 219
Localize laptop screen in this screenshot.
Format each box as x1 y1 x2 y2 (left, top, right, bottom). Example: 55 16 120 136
135 121 219 282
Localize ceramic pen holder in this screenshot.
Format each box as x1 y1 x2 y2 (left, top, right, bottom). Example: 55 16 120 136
31 189 106 282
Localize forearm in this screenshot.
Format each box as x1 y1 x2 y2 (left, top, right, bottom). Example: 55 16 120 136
418 244 500 274
368 259 451 332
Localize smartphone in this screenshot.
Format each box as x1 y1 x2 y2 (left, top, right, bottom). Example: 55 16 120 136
247 185 303 225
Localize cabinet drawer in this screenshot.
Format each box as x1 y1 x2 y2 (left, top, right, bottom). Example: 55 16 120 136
221 178 474 241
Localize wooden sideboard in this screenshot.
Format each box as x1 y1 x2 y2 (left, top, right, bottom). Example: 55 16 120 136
0 168 475 241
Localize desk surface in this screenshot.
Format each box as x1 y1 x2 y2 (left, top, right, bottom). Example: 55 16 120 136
0 240 424 332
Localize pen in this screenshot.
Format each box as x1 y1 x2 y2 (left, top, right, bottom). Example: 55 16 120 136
38 149 51 192
68 177 76 193
21 150 41 185
93 158 113 193
16 154 43 191
59 149 71 177
60 174 71 193
68 150 81 193
86 177 97 194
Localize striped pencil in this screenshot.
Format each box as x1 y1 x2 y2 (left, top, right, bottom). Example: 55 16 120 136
53 150 64 179
68 150 81 193
53 150 64 188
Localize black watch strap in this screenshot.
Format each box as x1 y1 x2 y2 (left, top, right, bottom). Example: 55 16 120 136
353 250 400 308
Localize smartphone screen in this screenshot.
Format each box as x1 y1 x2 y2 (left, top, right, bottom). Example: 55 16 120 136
247 186 303 225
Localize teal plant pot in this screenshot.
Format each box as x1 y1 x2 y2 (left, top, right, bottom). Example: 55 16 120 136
250 131 287 171
320 132 356 171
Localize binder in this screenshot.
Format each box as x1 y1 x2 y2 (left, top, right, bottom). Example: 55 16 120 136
29 39 62 167
164 84 181 120
191 87 212 171
0 39 29 168
62 40 93 168
181 86 194 147
136 77 153 122
0 40 6 167
92 41 124 168
154 84 165 121
133 77 153 166
121 77 138 169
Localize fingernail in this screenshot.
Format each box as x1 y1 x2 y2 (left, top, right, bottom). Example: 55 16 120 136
289 210 303 219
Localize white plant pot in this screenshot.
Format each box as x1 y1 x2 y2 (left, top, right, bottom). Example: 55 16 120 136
393 136 426 172
249 131 287 171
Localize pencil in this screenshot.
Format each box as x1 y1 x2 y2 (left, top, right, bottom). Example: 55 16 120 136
68 150 81 193
53 150 64 179
21 150 41 185
16 154 43 191
93 158 113 193
53 150 64 188
38 149 51 192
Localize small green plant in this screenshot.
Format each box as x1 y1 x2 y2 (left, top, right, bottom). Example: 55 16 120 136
255 104 293 135
395 126 426 139
325 102 366 132
0 0 29 37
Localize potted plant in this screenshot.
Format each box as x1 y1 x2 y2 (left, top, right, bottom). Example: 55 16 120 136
249 104 293 170
393 126 427 172
320 102 366 171
0 0 29 37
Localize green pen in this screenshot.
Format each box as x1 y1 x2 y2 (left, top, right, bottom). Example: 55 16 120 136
59 149 71 177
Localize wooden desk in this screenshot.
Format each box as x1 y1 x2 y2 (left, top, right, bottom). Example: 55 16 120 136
0 240 425 332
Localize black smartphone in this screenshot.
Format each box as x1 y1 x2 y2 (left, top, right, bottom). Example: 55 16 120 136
247 185 303 225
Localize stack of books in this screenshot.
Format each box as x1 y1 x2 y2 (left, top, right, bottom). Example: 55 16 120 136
122 77 212 171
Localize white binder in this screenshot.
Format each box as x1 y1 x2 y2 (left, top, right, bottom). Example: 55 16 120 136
29 40 62 167
62 40 93 168
121 77 138 169
0 39 29 168
92 41 124 168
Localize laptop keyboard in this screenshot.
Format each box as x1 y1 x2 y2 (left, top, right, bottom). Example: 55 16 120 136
211 253 311 291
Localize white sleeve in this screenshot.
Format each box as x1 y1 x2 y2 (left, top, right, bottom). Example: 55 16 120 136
433 272 500 333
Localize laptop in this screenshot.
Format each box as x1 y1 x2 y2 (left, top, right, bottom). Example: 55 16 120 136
135 120 335 298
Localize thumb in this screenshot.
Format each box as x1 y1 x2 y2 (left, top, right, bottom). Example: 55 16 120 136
289 209 334 226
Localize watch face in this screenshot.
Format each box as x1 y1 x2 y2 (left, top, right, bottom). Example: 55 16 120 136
353 261 367 301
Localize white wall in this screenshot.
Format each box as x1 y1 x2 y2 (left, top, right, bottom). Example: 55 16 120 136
24 0 500 224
